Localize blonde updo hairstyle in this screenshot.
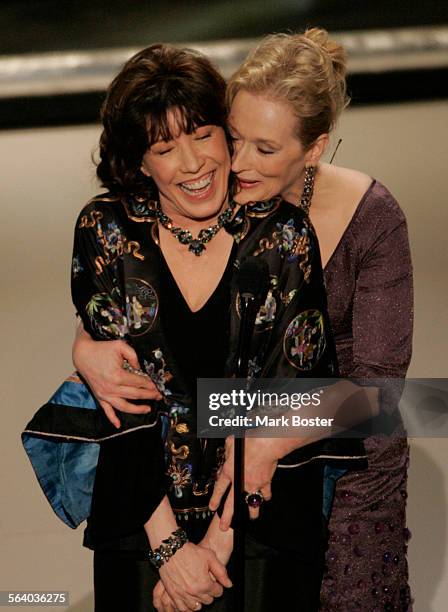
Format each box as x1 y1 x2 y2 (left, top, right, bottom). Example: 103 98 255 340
227 28 349 149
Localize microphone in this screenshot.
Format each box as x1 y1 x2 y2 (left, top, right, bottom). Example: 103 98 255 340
237 256 270 305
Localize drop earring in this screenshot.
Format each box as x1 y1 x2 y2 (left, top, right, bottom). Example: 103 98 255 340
299 166 316 215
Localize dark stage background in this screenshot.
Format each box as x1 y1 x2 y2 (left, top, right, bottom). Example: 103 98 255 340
0 0 447 128
2 0 448 53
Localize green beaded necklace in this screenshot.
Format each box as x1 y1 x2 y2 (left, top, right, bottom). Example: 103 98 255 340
156 199 236 256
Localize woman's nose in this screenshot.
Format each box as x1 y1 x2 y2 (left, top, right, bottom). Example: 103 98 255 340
231 142 249 173
181 144 203 174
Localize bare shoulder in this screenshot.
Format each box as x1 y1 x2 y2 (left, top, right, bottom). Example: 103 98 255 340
323 165 407 231
315 164 373 218
320 164 372 197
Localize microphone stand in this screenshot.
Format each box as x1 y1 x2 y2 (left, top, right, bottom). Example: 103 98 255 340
233 293 258 612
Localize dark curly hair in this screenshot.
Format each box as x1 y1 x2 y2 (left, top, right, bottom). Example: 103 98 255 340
97 43 228 197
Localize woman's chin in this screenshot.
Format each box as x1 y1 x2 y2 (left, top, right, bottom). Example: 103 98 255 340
178 198 228 223
234 191 270 205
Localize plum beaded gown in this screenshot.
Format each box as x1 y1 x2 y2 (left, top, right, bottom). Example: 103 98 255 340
318 180 414 611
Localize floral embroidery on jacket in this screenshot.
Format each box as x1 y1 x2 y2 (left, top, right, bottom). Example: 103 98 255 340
103 221 125 256
247 357 262 380
79 211 144 274
252 218 311 281
85 289 128 339
280 288 298 306
143 349 173 396
168 461 192 498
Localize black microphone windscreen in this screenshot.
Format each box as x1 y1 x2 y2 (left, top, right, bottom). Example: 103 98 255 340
237 257 270 303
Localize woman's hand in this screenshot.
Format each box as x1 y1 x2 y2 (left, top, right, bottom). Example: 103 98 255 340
152 580 178 612
199 512 234 566
153 515 234 610
146 498 231 611
209 436 286 529
72 322 162 428
156 542 232 611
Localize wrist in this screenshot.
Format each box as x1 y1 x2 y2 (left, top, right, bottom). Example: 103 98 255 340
253 437 292 461
144 496 179 549
273 437 303 459
72 334 94 371
209 527 233 550
204 513 233 549
148 527 188 569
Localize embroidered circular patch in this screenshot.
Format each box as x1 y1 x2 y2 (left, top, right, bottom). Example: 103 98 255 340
125 278 158 336
283 309 326 370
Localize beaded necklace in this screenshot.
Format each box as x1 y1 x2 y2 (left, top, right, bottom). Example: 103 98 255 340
156 200 236 256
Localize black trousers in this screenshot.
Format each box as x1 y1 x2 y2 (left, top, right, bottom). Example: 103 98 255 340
93 533 325 612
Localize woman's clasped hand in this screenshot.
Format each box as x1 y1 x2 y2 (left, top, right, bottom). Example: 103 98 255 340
153 514 234 611
153 541 231 611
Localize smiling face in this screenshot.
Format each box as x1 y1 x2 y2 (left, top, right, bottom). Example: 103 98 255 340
141 109 231 224
229 90 324 205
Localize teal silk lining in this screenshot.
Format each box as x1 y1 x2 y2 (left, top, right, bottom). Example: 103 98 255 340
48 379 98 410
22 379 100 528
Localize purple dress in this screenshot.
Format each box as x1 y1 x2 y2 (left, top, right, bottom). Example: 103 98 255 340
319 180 414 611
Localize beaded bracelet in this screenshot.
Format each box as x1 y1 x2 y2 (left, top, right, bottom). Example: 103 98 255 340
148 528 189 569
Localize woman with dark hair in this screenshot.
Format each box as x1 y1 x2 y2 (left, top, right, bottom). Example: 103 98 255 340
72 43 236 612
50 41 368 612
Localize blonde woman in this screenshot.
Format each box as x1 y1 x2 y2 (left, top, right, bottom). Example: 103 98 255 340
218 29 413 611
